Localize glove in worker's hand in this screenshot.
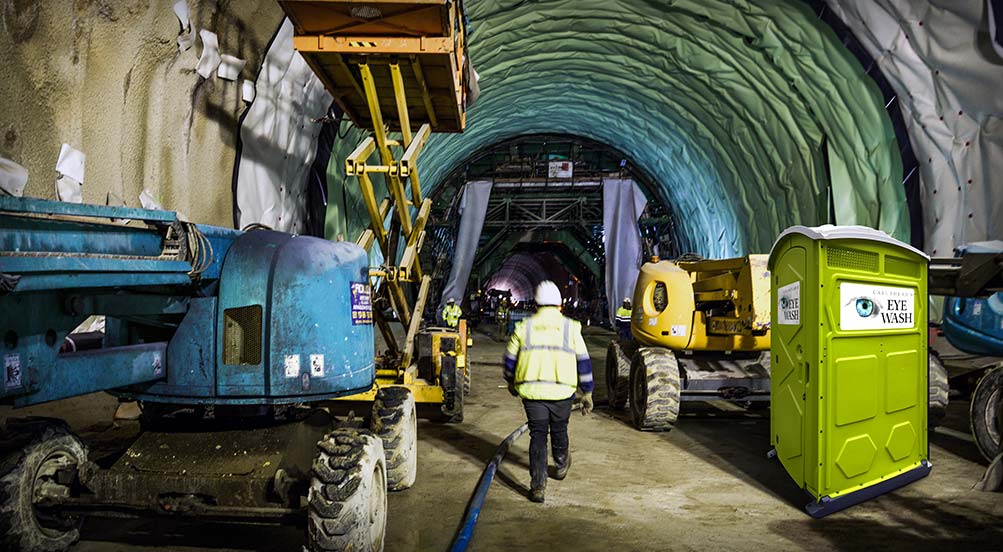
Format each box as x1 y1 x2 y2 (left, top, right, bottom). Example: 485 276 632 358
580 392 593 416
507 382 518 397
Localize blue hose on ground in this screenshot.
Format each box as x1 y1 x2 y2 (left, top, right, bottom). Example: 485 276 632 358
449 403 582 552
449 420 529 552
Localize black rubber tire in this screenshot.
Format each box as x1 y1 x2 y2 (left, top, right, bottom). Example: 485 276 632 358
628 347 681 431
307 429 387 552
0 419 87 552
605 340 634 410
971 365 1003 463
371 387 417 491
463 363 472 396
928 353 949 429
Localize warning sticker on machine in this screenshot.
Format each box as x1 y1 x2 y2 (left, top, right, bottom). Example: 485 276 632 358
351 283 373 326
777 281 801 325
284 354 300 378
4 354 21 389
840 282 915 331
670 324 687 337
310 354 324 377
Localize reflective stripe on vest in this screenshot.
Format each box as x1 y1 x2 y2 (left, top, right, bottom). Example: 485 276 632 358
520 318 574 355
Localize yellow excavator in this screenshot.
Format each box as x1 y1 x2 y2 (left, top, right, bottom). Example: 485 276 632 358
605 255 772 431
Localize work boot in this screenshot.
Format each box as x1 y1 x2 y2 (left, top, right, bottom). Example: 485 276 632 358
553 454 572 480
529 487 545 503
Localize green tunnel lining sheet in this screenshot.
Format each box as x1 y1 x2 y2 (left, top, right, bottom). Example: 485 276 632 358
326 0 908 258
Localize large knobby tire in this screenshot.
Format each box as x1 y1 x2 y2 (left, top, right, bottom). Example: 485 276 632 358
463 363 472 396
928 353 949 429
0 419 87 552
307 429 387 552
971 366 1003 463
371 387 417 491
628 347 681 431
605 340 634 410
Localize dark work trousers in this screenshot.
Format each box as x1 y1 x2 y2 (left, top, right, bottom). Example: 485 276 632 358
522 396 574 490
616 321 631 340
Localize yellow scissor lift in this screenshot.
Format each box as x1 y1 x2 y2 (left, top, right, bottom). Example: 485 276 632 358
280 0 473 422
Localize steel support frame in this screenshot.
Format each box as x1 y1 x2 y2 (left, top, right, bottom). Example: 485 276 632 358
480 193 602 229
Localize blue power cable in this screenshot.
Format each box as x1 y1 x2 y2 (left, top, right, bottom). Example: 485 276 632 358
449 403 582 551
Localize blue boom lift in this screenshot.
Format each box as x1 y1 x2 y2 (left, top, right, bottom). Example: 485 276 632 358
1 1 476 549
0 196 406 551
929 241 1003 464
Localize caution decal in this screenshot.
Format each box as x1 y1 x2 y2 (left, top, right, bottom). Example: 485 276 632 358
777 281 800 325
351 282 373 326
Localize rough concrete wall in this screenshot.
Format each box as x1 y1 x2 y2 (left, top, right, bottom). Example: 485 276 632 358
0 0 283 226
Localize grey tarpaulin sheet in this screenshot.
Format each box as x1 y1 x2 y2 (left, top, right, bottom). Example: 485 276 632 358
440 180 493 311
828 0 1003 255
235 19 332 233
604 179 647 324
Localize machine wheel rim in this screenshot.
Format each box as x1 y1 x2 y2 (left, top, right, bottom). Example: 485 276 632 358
369 461 387 550
31 449 80 537
985 386 1001 447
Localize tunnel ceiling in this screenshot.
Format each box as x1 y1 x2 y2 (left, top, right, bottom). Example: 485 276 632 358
409 0 909 257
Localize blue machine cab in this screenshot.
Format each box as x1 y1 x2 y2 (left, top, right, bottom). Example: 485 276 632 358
0 195 375 407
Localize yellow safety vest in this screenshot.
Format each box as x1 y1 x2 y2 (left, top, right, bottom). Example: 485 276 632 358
615 306 632 323
507 307 588 400
443 304 462 327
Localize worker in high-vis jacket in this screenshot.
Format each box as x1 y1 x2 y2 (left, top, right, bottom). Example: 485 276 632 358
503 281 594 503
615 297 633 340
495 297 511 340
442 298 462 328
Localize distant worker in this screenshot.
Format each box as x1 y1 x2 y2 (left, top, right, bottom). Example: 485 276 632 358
615 297 633 340
503 281 594 503
495 298 510 340
442 297 462 328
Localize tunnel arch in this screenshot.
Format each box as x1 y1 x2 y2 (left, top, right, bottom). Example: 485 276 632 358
484 242 595 304
429 132 681 253
406 0 909 257
424 133 675 311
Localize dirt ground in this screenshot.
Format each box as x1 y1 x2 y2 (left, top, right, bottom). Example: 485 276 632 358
3 327 1001 551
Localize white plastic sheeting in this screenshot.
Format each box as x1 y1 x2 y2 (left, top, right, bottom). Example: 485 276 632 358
440 181 493 313
235 19 332 233
0 156 28 197
55 143 85 203
828 0 1003 255
603 179 647 323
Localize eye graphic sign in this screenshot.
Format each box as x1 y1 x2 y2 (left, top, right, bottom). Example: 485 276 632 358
777 281 800 325
839 282 915 331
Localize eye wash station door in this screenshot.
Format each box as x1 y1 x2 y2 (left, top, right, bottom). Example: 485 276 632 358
770 225 931 517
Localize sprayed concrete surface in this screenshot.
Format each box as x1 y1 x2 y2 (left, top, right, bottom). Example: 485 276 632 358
0 0 284 227
2 328 1000 551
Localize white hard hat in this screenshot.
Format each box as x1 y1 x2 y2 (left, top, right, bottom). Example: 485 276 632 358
447 297 456 303
624 297 631 302
535 281 562 306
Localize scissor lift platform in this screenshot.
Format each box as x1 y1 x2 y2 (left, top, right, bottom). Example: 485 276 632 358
279 0 471 132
